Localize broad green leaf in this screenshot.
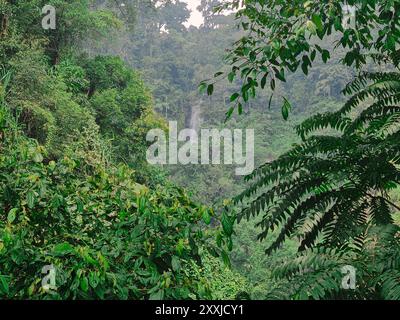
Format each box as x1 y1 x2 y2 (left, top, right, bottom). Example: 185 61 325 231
281 97 292 120
80 277 89 292
7 208 17 224
207 84 214 96
149 289 164 300
88 272 99 289
275 68 286 82
238 102 243 115
171 256 181 272
76 198 84 213
0 275 9 295
230 92 239 102
225 106 234 121
227 237 233 252
198 82 207 94
202 209 211 225
176 239 185 256
221 250 231 268
53 242 74 255
32 152 43 163
312 14 323 32
228 72 235 83
261 74 267 89
26 191 36 209
322 50 330 63
306 20 317 34
221 213 234 236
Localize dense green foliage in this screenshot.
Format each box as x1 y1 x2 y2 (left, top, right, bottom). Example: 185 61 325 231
235 69 400 299
2 0 400 301
107 0 372 299
0 0 244 300
0 94 230 299
84 0 400 299
221 0 400 299
206 0 400 119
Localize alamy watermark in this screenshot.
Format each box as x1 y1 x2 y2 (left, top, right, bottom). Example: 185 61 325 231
341 265 356 290
42 5 56 30
41 264 57 293
342 4 357 29
146 121 254 176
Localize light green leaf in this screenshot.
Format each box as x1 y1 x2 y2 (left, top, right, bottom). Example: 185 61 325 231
202 210 211 225
149 289 164 300
198 82 207 94
32 152 43 163
53 242 74 255
306 20 317 34
7 208 17 224
26 191 36 209
312 14 323 32
176 239 185 256
171 256 181 272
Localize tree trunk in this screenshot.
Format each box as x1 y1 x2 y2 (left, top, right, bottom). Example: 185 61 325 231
0 14 9 38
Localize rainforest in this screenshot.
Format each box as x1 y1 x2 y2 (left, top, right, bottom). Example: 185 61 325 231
1 0 400 302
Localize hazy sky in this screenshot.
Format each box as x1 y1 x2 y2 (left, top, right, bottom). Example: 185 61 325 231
184 0 203 27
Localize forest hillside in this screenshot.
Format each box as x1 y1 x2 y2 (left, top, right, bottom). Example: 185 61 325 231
1 0 400 300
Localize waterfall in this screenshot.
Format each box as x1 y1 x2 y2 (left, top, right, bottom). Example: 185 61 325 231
188 102 201 140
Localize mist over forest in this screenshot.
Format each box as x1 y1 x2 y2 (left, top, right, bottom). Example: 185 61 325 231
1 0 400 302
